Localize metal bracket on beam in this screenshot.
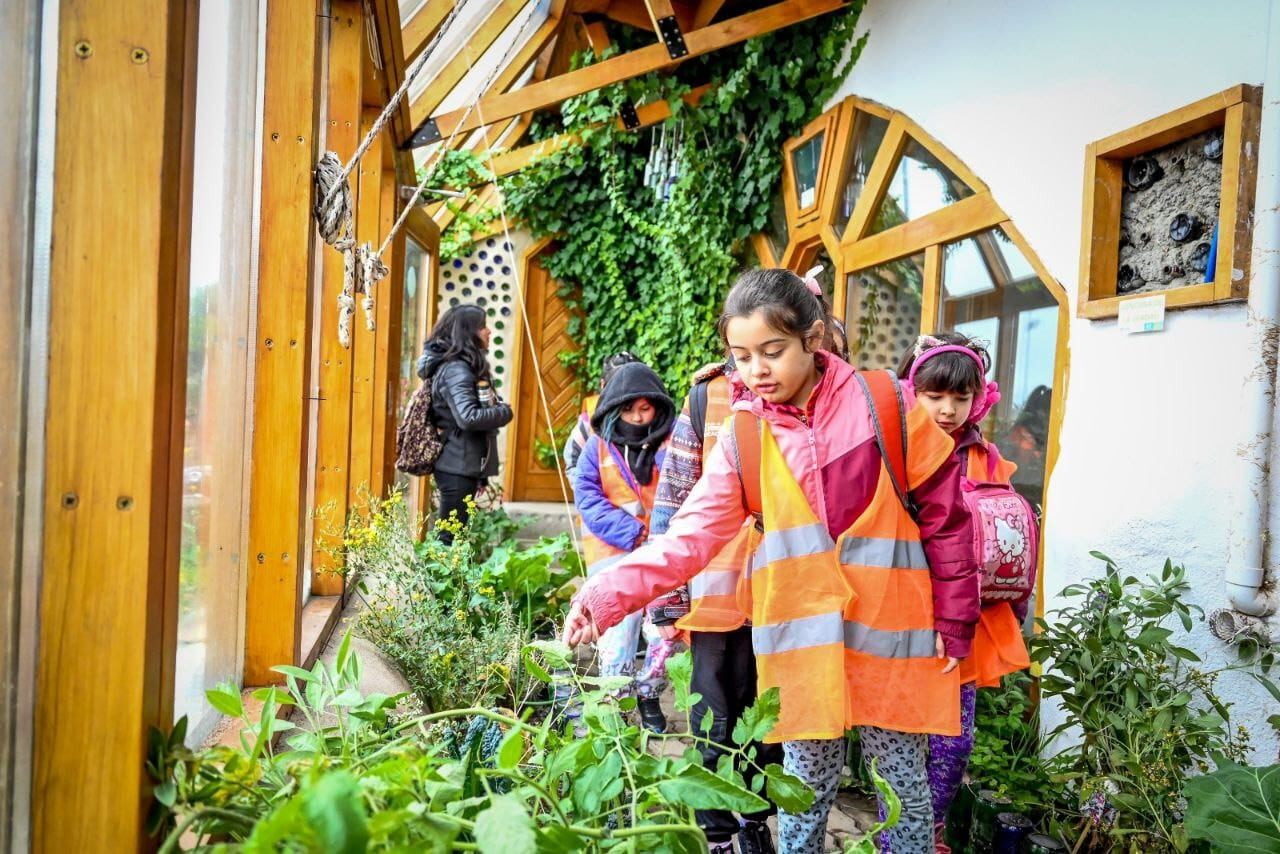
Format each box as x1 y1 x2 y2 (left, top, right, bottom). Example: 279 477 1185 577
619 102 641 130
405 118 442 149
656 15 687 59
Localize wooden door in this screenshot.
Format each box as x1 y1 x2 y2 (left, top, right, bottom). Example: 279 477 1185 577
506 250 581 501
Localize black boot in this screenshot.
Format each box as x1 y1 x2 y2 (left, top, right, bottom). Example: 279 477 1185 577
637 697 667 733
738 820 776 854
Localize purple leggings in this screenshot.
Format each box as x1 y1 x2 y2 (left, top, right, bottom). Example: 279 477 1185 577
927 681 978 821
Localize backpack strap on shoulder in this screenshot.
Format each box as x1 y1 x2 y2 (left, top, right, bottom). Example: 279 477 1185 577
689 379 710 444
855 370 914 514
730 410 763 521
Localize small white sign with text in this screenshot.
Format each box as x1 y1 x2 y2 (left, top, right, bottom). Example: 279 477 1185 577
1118 294 1166 334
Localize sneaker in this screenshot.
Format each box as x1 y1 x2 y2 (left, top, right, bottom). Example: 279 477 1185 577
738 820 776 854
708 843 734 854
637 697 667 733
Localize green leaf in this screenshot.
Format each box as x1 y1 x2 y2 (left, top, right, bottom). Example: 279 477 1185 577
700 708 715 735
475 795 537 854
764 763 815 813
272 664 317 682
301 771 369 854
206 686 243 718
153 780 176 808
666 650 695 711
497 728 523 770
335 629 354 676
657 764 769 813
1134 626 1174 647
1184 763 1280 852
733 688 781 746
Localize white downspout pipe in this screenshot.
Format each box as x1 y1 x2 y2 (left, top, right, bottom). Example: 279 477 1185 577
1226 0 1280 617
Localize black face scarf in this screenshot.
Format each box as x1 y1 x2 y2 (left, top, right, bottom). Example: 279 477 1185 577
589 362 675 486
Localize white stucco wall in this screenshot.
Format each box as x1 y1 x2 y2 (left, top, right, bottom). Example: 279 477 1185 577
829 0 1280 761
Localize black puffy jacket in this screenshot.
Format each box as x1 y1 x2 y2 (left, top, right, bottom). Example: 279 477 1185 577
418 343 513 478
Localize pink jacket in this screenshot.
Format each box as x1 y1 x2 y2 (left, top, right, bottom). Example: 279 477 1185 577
577 354 981 657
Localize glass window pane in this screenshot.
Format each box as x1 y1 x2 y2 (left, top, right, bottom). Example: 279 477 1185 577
846 253 924 371
176 0 260 745
765 191 789 262
396 240 429 496
791 130 825 210
835 111 890 234
940 228 1059 507
870 138 975 234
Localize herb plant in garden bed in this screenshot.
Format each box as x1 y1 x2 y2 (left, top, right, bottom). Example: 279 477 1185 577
148 636 904 852
1029 554 1279 853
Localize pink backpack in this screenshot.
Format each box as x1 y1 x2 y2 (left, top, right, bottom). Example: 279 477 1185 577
962 445 1038 607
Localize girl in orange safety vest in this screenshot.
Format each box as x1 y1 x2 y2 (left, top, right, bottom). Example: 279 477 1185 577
897 332 1034 854
573 361 679 733
564 268 980 854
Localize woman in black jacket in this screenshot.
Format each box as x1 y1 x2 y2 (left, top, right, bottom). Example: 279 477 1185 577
416 305 513 542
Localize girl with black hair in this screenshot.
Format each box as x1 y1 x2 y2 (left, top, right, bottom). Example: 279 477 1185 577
416 304 513 542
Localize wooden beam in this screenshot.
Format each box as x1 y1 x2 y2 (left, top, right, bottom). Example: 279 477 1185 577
583 19 612 54
243 0 323 686
312 2 363 598
371 167 403 498
35 0 194 847
408 0 528 134
420 0 846 144
840 192 1005 272
349 109 385 507
403 0 457 64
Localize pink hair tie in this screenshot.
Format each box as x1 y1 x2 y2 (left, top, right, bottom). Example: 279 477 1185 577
803 265 824 297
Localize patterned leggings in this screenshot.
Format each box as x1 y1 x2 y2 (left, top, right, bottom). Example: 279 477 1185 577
927 682 978 823
780 728 933 854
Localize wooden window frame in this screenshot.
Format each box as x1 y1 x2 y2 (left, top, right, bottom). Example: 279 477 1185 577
781 109 839 225
1078 84 1262 320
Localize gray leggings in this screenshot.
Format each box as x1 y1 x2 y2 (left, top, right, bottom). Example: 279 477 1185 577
778 729 933 853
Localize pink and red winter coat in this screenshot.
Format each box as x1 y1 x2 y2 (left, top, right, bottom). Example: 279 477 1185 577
576 353 981 658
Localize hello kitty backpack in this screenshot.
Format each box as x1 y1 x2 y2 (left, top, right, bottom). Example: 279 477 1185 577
962 444 1038 607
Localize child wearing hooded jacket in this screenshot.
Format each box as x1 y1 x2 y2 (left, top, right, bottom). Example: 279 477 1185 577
574 361 681 731
897 333 1034 853
565 268 980 854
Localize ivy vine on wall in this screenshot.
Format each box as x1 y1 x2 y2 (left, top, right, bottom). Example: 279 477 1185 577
429 2 867 397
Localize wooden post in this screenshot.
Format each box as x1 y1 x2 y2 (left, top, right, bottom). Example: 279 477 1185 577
311 1 363 597
348 108 384 508
371 165 405 498
34 0 195 847
243 0 322 686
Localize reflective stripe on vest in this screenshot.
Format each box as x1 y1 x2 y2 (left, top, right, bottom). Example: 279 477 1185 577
749 401 963 743
581 440 660 576
678 373 754 633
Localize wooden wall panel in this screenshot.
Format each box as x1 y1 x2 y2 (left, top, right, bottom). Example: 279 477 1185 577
371 166 403 498
243 0 322 686
34 0 195 847
505 246 581 501
311 1 362 597
348 108 384 507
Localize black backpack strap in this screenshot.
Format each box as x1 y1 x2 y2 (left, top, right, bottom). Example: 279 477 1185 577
688 378 710 444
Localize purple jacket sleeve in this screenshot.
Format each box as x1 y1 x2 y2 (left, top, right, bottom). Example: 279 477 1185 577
910 453 980 658
574 436 645 551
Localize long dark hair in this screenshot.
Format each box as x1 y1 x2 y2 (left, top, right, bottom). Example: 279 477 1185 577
717 267 847 361
426 304 491 379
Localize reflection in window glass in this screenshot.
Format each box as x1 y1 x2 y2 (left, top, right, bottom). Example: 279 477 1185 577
940 228 1059 507
791 131 825 209
176 0 260 745
870 138 975 234
765 191 789 263
396 239 429 496
846 253 924 371
835 111 890 234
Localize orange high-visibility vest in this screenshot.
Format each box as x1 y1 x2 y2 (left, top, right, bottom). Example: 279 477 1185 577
678 374 759 633
739 395 962 742
959 444 1031 689
581 440 661 575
